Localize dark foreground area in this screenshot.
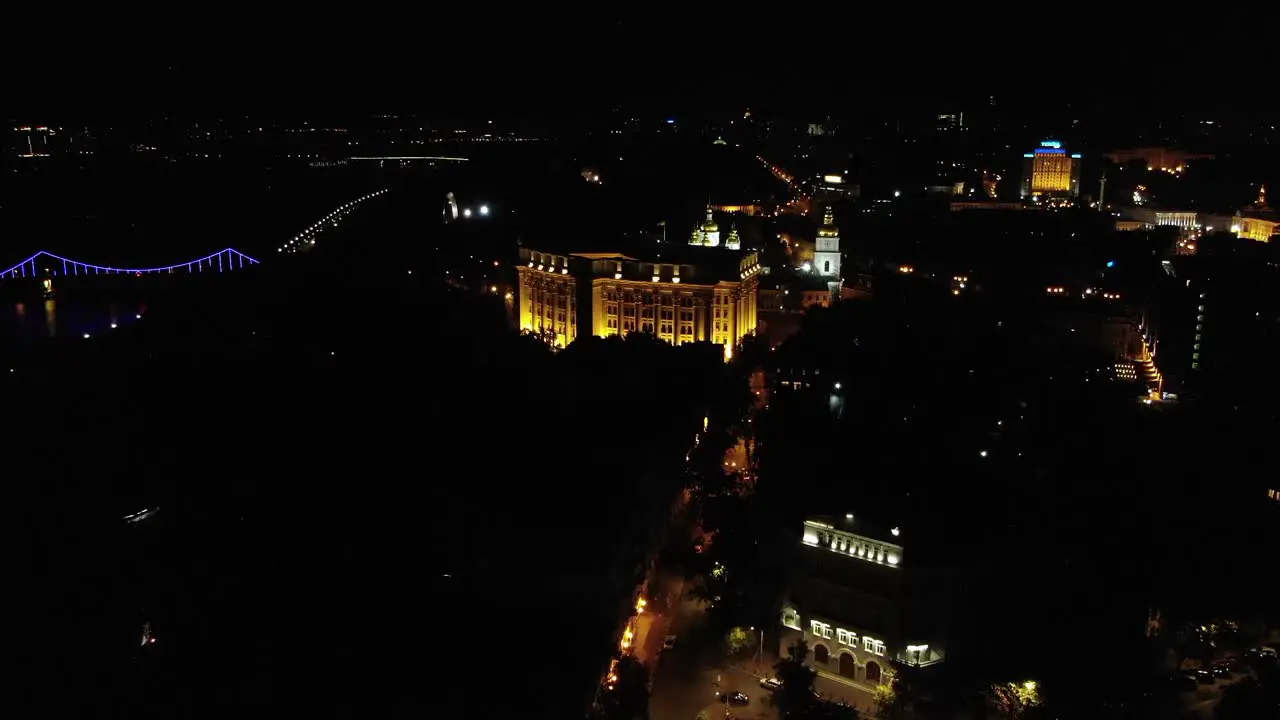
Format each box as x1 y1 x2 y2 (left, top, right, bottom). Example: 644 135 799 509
9 190 728 717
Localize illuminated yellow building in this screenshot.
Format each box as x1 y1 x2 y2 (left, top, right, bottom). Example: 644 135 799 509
1020 140 1081 198
517 247 762 352
1232 214 1277 242
1232 187 1276 242
516 249 578 347
711 203 761 216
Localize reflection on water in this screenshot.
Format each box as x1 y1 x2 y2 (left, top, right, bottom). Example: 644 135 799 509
4 297 145 341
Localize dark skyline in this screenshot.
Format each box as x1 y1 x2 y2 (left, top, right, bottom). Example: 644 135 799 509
7 10 1274 124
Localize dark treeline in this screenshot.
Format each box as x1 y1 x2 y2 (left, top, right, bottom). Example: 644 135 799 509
753 284 1276 715
9 191 736 717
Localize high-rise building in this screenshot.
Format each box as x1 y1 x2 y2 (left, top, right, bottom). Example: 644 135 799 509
13 125 53 157
814 206 841 278
1144 248 1280 397
1020 140 1081 198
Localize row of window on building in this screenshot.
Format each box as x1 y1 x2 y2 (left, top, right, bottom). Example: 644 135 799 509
810 621 887 656
815 531 899 565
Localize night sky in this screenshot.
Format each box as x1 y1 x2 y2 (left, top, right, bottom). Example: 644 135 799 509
8 10 1274 123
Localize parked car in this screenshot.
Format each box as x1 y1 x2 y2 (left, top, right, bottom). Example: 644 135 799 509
759 677 782 691
1158 672 1197 692
724 691 750 705
662 635 677 650
1244 646 1277 665
1194 668 1216 684
1211 662 1232 678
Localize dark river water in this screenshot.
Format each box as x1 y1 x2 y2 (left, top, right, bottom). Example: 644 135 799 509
3 297 147 341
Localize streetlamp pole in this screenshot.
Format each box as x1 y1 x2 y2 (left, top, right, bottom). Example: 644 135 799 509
757 627 764 669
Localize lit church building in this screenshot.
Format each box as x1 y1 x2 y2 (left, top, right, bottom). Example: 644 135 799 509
516 246 762 353
689 206 742 250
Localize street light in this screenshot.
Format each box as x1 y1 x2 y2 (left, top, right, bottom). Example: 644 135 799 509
479 204 490 216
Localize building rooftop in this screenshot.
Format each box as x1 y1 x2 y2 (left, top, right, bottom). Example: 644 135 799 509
800 503 974 570
808 513 902 545
570 252 639 261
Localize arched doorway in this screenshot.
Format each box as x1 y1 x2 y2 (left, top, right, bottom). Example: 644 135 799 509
814 644 829 664
839 652 857 679
865 660 882 684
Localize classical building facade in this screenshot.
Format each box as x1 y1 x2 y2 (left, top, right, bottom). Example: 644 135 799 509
516 249 578 348
1232 187 1276 242
517 247 762 355
779 516 949 689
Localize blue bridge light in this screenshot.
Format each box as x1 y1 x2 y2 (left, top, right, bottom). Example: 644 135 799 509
0 248 260 279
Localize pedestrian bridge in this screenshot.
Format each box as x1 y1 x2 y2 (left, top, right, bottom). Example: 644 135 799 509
1 188 389 280
0 248 260 279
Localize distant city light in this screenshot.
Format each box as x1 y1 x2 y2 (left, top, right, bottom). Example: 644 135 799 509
1106 260 1115 268
666 118 676 124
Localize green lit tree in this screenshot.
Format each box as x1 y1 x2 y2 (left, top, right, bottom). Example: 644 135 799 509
987 680 1042 719
725 626 755 656
869 664 911 718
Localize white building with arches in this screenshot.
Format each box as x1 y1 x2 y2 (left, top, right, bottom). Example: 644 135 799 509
778 515 948 691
